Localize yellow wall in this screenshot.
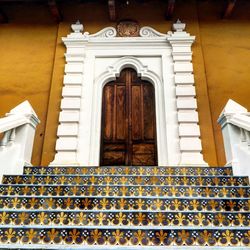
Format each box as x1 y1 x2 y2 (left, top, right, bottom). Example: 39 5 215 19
0 4 58 165
0 1 249 166
197 1 250 165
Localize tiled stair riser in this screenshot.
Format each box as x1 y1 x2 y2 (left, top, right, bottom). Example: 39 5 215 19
0 166 249 248
23 167 233 176
0 185 249 198
1 197 249 211
0 227 249 246
2 175 249 186
0 211 249 227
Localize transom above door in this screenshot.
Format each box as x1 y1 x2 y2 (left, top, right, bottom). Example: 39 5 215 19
100 68 158 166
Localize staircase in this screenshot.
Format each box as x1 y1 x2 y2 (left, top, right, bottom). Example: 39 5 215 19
0 166 249 249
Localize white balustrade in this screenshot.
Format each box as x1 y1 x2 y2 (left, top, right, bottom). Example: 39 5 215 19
0 101 40 181
218 99 250 177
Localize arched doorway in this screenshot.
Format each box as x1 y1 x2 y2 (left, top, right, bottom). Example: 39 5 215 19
100 68 158 166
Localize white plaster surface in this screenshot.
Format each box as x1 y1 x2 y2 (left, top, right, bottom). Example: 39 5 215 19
177 111 199 123
218 99 250 178
180 138 202 151
179 124 200 136
64 75 83 84
177 98 197 110
176 86 195 96
50 21 207 167
59 112 80 122
57 124 78 136
175 74 194 84
61 98 81 109
62 86 82 97
174 62 193 73
0 101 39 181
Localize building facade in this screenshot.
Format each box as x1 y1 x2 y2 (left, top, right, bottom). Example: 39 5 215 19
0 0 250 166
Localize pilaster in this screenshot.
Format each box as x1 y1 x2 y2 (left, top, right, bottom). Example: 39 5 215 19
168 20 207 166
50 22 86 166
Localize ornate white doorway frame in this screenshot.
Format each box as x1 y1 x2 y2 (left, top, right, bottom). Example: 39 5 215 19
50 21 207 166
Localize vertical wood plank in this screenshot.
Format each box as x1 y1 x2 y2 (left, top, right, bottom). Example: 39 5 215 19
127 69 132 165
140 84 144 139
143 83 154 140
100 68 157 166
131 85 141 140
104 85 113 140
113 84 117 141
116 86 126 140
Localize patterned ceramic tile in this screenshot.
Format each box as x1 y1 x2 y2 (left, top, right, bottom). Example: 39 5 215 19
0 166 249 248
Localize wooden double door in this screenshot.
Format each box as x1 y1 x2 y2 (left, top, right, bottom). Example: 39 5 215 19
100 68 157 166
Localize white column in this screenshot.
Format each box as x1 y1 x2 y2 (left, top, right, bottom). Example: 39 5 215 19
50 22 87 166
218 99 250 177
168 20 207 166
0 101 39 179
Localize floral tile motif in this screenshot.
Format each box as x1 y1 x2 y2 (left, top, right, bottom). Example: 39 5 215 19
0 228 249 246
23 166 233 176
0 165 250 248
0 185 249 198
0 211 249 227
2 175 249 186
0 196 249 211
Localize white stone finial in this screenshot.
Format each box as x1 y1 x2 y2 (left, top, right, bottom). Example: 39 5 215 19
71 20 83 33
173 19 186 32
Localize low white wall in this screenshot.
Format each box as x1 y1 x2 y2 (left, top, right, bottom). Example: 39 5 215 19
218 99 250 178
0 101 40 181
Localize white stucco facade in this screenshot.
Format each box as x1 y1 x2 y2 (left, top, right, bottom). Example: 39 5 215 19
50 21 207 167
0 101 40 180
218 99 250 177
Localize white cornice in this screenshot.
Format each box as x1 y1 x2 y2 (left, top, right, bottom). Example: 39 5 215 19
62 21 194 49
0 101 40 133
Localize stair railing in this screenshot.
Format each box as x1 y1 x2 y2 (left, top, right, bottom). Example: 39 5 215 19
0 101 40 181
0 128 15 147
218 99 250 177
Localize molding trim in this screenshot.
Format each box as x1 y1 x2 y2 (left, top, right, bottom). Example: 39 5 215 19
139 26 169 37
90 56 168 166
89 27 117 38
50 20 207 167
218 99 250 177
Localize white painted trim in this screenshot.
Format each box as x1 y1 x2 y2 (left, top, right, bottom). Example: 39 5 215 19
0 101 40 180
218 99 250 177
50 21 207 167
89 56 168 166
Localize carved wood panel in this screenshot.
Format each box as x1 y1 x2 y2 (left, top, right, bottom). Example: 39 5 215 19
100 68 157 166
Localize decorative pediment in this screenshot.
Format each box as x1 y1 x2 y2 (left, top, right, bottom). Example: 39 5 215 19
89 27 117 38
139 26 169 37
55 20 206 168
68 20 178 39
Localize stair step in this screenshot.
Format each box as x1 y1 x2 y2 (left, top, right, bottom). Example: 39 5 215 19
3 175 248 186
0 184 249 198
1 224 250 229
0 210 249 227
0 246 249 250
23 166 233 176
0 196 249 211
1 165 249 248
0 227 248 247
